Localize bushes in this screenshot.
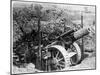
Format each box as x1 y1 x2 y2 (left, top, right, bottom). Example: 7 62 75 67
13 4 95 67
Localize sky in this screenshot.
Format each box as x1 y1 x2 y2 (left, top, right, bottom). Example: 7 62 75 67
12 1 95 13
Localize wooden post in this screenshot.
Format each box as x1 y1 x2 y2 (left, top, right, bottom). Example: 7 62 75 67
38 17 42 70
81 12 83 28
64 23 65 32
81 12 84 55
36 17 42 70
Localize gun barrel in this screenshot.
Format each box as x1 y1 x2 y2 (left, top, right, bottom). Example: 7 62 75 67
73 27 90 40
56 29 75 39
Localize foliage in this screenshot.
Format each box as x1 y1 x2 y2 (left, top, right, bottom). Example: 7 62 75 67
13 3 95 67
13 4 68 66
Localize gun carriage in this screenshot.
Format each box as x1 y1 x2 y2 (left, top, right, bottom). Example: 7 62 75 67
13 27 90 72
40 27 90 71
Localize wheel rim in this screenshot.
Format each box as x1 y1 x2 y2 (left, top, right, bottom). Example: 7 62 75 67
49 49 66 71
70 42 82 65
43 45 68 72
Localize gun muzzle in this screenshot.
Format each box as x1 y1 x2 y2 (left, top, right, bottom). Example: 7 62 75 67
73 27 90 40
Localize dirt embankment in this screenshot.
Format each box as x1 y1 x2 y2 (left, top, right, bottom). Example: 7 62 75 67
13 51 96 74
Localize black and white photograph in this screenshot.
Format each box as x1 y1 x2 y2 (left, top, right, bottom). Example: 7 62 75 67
11 0 96 74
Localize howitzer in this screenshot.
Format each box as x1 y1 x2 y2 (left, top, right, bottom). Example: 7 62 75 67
57 27 90 42
44 27 90 48
41 27 90 71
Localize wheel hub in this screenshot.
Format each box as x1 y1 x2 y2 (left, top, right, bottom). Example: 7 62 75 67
52 58 59 65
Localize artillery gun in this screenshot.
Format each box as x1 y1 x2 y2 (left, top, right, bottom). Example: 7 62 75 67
40 27 90 71
13 27 90 71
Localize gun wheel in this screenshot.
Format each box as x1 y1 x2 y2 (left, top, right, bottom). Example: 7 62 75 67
43 45 69 72
70 42 82 65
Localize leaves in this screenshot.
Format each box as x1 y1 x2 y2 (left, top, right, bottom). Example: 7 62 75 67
13 4 76 66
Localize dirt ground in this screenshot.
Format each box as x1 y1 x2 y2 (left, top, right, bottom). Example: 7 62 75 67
64 52 96 70
13 51 96 74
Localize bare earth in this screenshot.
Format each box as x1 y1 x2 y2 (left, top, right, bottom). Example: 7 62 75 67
65 56 95 71
13 52 96 74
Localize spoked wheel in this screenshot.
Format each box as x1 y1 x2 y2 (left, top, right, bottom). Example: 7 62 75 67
43 45 69 72
69 42 82 66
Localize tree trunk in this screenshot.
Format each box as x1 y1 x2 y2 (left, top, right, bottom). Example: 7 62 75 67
36 18 42 70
